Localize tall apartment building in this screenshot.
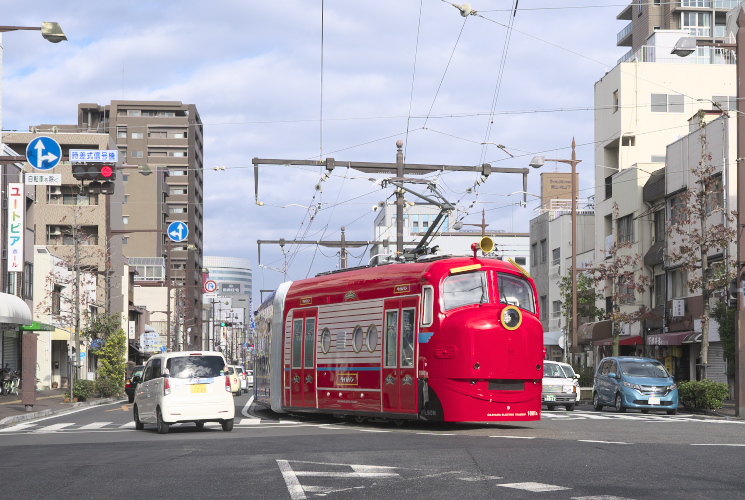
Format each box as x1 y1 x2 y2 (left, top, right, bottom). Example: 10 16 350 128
76 101 205 348
617 0 742 63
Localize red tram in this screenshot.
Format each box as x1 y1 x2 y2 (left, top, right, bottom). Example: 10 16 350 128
254 241 544 422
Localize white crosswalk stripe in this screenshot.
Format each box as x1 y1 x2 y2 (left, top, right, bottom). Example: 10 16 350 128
34 423 74 433
78 422 112 430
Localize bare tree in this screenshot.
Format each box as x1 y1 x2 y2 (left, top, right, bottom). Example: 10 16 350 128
592 203 651 356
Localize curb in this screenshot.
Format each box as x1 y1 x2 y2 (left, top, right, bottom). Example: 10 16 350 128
0 397 121 427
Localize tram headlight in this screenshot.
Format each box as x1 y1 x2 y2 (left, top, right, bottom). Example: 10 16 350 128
501 305 522 330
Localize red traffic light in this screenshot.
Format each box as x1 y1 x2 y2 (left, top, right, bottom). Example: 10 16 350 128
101 165 114 178
72 163 117 181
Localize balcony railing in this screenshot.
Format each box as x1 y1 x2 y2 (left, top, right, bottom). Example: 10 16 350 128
533 198 594 220
681 0 742 8
617 22 632 45
618 45 736 65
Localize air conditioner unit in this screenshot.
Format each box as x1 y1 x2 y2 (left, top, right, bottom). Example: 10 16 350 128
49 186 62 195
49 226 62 236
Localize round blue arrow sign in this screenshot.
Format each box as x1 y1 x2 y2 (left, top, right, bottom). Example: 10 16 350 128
168 221 189 242
26 136 62 170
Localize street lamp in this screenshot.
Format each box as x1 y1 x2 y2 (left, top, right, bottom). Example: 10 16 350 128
529 138 582 365
672 11 744 417
0 22 67 43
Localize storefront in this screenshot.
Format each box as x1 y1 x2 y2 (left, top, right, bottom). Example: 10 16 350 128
647 331 696 381
0 292 33 371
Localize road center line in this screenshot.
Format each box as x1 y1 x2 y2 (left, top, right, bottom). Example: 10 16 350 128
578 440 631 445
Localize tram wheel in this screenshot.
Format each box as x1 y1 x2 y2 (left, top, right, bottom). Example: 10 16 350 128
354 416 366 424
391 419 405 426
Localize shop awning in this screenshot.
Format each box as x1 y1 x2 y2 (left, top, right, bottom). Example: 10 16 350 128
593 335 644 346
683 332 703 344
0 292 32 326
20 321 55 332
578 320 612 344
647 331 692 346
544 330 562 346
52 328 74 341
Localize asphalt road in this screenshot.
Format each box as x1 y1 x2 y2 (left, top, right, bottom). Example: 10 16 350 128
0 394 743 500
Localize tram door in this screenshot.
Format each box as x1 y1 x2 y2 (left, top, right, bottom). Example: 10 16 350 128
289 309 318 407
382 298 418 414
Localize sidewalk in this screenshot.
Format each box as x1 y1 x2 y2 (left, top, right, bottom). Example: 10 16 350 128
0 388 121 427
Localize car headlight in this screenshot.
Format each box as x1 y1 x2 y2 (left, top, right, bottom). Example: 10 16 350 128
667 384 677 391
623 381 642 391
501 306 522 330
562 385 573 393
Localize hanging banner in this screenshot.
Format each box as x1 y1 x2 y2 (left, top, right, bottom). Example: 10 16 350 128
7 183 24 272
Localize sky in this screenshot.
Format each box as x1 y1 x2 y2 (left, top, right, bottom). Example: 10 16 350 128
1 1 625 301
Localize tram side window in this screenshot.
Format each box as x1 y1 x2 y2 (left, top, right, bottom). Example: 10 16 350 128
442 271 488 311
292 319 303 368
304 318 316 368
401 309 415 367
497 273 535 313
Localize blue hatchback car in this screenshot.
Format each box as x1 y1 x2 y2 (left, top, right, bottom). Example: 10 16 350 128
593 356 679 415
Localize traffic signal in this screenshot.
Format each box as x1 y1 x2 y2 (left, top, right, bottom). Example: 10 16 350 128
72 163 117 181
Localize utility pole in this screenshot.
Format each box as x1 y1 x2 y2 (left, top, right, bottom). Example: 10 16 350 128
258 229 399 271
253 140 530 256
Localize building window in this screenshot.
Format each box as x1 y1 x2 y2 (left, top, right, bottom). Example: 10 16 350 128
551 248 560 266
172 131 187 139
169 151 187 157
131 151 144 158
170 187 188 195
122 237 129 245
670 195 684 224
46 225 98 246
131 132 144 139
531 243 538 266
515 256 526 266
123 216 129 225
123 195 129 203
681 11 711 37
605 175 613 199
619 277 634 304
23 263 33 300
705 174 723 215
48 185 98 206
170 206 188 214
116 127 127 138
654 209 665 243
127 109 141 117
612 90 619 113
412 215 419 233
654 274 664 308
119 149 127 160
605 296 613 316
149 130 167 138
540 296 548 320
617 214 634 243
539 239 547 264
712 95 737 112
52 285 62 316
651 155 666 163
552 300 561 318
651 93 684 113
670 268 688 299
123 174 129 182
171 170 187 176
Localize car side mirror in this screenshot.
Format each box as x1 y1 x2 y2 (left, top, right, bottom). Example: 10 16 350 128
132 375 141 384
608 372 617 379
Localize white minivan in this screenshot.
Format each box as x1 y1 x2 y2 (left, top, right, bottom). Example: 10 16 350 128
133 351 235 434
542 360 581 411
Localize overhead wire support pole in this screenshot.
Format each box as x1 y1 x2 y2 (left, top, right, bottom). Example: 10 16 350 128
253 140 529 256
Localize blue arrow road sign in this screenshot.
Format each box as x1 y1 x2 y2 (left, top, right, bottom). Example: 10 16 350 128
168 221 189 242
26 136 62 170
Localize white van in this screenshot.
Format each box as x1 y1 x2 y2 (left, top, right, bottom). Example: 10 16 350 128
133 351 235 433
542 360 581 411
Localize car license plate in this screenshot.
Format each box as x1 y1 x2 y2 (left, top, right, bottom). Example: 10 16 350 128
190 384 207 393
648 396 660 405
544 394 556 402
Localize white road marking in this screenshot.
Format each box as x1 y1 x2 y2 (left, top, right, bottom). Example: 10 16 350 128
277 459 307 500
78 422 112 430
489 435 536 439
0 423 35 432
417 432 456 435
241 395 257 418
357 429 390 433
34 423 74 433
579 440 631 445
119 422 135 429
237 418 261 425
499 482 570 492
572 496 636 500
690 443 745 446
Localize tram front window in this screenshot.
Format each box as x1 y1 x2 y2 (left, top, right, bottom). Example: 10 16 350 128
443 272 489 311
498 273 535 313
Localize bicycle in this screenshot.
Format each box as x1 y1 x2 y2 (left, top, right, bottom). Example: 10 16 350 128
0 363 10 396
5 370 20 396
